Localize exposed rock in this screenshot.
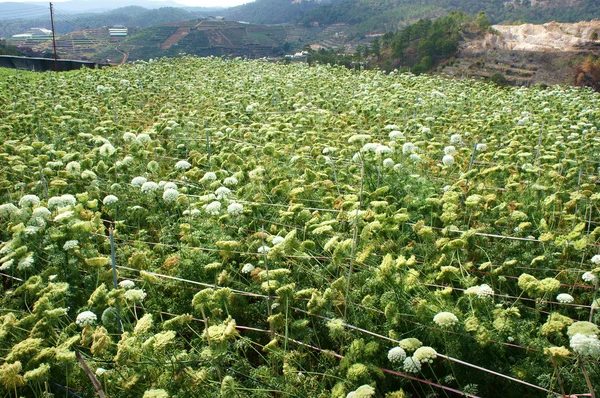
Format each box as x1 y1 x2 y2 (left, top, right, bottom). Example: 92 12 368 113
464 21 600 53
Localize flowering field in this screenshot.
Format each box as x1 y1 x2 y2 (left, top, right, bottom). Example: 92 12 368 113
0 57 599 398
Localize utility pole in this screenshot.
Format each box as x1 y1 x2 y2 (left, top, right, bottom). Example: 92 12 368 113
49 2 58 72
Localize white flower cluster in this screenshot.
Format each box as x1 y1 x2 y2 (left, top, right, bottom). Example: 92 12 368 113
201 172 217 182
433 312 458 328
131 176 147 187
141 181 159 193
124 289 147 302
450 134 462 145
76 310 97 326
389 131 404 141
19 195 40 208
402 142 416 155
48 194 76 210
591 255 600 265
215 186 232 200
223 176 238 186
175 160 192 171
413 346 437 364
257 245 270 254
205 201 221 215
66 161 81 176
442 155 455 166
465 284 494 298
119 280 135 289
570 333 600 357
272 236 285 245
582 272 597 284
387 347 406 363
99 142 116 157
227 202 244 216
163 188 179 203
383 158 395 168
103 195 118 206
403 357 421 373
63 240 79 250
556 293 574 304
241 263 255 274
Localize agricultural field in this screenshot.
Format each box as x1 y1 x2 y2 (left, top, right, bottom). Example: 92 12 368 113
0 57 600 397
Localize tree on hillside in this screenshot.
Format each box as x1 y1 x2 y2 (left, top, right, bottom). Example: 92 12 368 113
574 56 600 92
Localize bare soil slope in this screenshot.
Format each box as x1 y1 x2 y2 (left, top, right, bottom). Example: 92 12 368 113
442 21 600 85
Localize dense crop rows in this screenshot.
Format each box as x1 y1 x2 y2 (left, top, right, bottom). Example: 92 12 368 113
0 57 599 397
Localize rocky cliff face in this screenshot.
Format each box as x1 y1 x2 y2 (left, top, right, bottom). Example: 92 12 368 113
464 21 600 52
440 21 600 86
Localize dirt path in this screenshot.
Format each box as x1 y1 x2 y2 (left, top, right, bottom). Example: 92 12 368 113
162 27 190 50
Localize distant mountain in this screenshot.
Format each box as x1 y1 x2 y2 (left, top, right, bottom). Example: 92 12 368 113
224 0 600 37
47 0 184 13
0 5 220 38
223 0 327 24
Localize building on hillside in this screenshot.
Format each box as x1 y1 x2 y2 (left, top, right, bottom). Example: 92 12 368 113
12 28 52 39
109 25 128 37
31 28 52 36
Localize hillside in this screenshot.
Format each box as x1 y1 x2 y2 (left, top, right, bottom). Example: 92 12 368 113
224 0 600 38
442 20 600 86
95 20 293 61
0 5 218 39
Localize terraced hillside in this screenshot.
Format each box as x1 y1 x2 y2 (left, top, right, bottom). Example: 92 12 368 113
109 20 289 60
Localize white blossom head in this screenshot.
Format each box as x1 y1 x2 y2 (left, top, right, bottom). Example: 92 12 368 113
450 134 462 145
257 245 270 254
241 263 255 274
119 280 135 290
141 181 159 193
227 202 244 216
205 201 221 215
433 312 458 328
383 158 395 168
131 176 147 187
163 188 179 203
200 172 217 182
124 289 146 303
402 357 421 373
591 255 600 265
76 311 97 326
215 186 232 200
570 333 600 357
582 272 598 284
223 176 238 186
442 155 455 167
103 195 118 206
387 347 406 363
413 346 437 363
175 160 192 171
163 182 178 191
63 240 79 250
556 293 574 304
444 146 456 155
19 195 40 209
402 142 416 155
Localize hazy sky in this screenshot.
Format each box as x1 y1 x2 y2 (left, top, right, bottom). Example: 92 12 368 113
0 0 253 7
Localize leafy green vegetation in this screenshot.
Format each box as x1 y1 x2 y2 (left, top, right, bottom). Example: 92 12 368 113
0 57 599 397
380 11 488 74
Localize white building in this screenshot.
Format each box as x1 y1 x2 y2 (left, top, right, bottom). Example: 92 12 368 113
109 25 128 37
